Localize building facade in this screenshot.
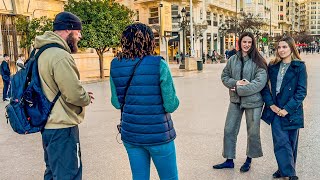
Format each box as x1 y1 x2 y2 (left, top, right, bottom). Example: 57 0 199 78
0 0 65 60
300 0 320 36
117 0 238 59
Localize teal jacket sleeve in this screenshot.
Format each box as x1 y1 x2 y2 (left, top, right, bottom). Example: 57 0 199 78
110 75 121 109
160 59 180 113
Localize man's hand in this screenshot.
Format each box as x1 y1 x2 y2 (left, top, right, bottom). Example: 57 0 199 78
88 92 95 103
270 105 281 113
278 109 288 117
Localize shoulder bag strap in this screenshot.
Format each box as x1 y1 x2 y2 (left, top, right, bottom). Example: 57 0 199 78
120 57 144 120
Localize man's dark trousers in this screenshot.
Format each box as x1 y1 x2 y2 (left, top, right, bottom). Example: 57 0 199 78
42 126 82 180
2 78 9 100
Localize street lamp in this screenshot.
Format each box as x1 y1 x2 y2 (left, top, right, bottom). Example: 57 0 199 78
175 7 190 69
218 24 228 55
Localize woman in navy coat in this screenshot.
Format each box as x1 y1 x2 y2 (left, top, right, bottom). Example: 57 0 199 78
261 36 307 180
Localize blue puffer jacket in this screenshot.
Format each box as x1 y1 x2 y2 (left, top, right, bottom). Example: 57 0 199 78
110 55 176 146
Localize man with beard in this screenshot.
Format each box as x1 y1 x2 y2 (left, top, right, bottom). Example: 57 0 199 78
34 11 94 179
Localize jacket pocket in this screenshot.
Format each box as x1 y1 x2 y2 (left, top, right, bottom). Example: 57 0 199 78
281 108 304 130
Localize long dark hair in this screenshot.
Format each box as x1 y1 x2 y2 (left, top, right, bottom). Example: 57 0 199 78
237 32 267 70
118 23 155 60
272 36 302 64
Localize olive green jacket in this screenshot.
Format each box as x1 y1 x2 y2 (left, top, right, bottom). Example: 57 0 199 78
34 31 91 129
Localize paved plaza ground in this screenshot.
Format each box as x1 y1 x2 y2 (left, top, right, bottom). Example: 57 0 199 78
0 54 320 180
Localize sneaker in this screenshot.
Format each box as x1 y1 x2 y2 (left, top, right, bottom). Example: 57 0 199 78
289 176 299 180
240 162 251 172
213 161 234 169
272 170 282 178
3 98 10 101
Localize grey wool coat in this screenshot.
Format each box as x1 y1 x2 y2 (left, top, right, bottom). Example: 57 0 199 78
221 53 268 109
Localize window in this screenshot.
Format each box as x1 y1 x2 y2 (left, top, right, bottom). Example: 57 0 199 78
279 14 284 20
280 6 283 11
171 5 179 16
207 11 211 26
219 14 223 25
149 7 159 24
136 10 139 21
246 0 252 4
213 13 217 26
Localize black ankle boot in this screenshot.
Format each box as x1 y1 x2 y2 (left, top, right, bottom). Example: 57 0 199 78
213 160 234 169
240 157 251 172
240 162 251 172
289 176 299 180
272 170 282 178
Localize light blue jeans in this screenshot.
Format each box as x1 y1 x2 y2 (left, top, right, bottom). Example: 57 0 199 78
124 141 178 180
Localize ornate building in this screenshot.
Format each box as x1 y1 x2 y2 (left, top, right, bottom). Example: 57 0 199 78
0 0 65 60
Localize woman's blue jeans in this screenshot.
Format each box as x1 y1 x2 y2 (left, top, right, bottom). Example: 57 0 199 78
124 141 178 180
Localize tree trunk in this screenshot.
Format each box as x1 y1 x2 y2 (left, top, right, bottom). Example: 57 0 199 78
97 50 105 79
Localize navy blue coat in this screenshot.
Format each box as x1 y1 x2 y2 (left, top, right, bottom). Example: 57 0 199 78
261 60 307 130
1 60 10 82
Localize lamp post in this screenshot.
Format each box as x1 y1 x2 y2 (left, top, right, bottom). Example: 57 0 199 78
218 24 228 56
175 7 190 69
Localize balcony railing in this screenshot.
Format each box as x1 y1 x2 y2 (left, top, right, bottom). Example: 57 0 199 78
148 17 159 24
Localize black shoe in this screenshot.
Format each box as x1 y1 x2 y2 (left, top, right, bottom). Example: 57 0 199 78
213 161 234 169
240 162 251 172
272 170 282 178
289 176 299 180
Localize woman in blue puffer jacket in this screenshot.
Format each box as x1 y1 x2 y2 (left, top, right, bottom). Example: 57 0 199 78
110 23 180 180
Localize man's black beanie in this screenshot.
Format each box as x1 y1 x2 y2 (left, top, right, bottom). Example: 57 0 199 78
53 11 82 31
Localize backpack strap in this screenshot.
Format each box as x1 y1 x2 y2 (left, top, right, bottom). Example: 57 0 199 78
34 43 66 102
34 43 66 61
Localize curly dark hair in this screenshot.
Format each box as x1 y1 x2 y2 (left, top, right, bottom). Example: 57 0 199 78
118 23 155 60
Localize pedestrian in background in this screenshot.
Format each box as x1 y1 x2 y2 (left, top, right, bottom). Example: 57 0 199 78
110 23 179 180
1 54 11 101
261 36 307 180
212 50 217 63
16 54 25 71
35 11 94 179
227 46 237 59
176 52 180 64
213 32 268 172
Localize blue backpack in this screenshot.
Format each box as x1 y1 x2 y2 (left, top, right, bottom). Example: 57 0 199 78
5 43 65 134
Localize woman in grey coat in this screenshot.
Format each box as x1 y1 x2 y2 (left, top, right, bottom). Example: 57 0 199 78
213 32 268 172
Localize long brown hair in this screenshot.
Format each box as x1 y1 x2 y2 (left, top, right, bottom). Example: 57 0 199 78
237 32 267 70
271 36 302 65
118 23 155 60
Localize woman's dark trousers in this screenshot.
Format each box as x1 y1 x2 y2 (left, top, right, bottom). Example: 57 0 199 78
271 116 299 177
